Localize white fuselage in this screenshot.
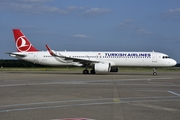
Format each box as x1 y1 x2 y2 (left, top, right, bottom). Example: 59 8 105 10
11 51 177 67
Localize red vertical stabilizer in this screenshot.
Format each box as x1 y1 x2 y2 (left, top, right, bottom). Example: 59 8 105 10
13 29 38 52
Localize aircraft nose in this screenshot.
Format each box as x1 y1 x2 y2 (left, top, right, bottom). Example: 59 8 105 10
171 59 177 66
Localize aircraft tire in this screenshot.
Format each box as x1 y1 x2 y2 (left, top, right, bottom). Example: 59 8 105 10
83 70 89 74
153 72 157 76
90 70 96 74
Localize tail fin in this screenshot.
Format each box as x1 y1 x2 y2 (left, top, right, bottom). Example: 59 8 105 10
13 29 38 52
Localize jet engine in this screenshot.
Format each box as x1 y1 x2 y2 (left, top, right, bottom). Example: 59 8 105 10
94 63 110 72
94 63 118 73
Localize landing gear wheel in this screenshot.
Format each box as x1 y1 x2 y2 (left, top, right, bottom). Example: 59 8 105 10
83 70 89 74
153 72 157 76
90 70 96 74
152 68 157 76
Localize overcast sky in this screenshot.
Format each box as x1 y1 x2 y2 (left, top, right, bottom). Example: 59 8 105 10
0 0 180 62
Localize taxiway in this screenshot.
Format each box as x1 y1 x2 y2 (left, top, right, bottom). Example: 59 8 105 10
0 71 180 120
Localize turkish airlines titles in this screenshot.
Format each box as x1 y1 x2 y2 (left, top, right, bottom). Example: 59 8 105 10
105 53 151 57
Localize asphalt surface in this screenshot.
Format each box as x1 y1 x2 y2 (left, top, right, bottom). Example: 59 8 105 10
0 70 180 120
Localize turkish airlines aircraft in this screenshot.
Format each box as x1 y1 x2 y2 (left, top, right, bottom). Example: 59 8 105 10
6 29 177 75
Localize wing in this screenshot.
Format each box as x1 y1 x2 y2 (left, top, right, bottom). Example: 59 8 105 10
45 45 99 65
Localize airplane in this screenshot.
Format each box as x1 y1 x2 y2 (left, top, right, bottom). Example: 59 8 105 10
6 29 177 75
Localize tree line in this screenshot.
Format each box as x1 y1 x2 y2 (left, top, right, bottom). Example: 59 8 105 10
0 59 46 68
0 59 180 68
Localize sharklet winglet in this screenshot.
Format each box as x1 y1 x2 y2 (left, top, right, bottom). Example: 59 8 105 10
45 44 56 56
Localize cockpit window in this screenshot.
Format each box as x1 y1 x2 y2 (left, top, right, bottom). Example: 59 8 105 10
162 56 170 59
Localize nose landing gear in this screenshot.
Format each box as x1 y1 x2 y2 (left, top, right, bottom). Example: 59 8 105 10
153 68 157 76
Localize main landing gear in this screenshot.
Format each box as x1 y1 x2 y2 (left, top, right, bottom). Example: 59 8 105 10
83 69 96 74
83 64 95 74
153 68 157 76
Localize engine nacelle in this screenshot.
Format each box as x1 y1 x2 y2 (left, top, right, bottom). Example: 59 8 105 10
94 63 111 72
94 63 119 73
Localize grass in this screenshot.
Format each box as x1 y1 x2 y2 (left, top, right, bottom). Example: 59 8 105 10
0 67 84 71
0 67 179 72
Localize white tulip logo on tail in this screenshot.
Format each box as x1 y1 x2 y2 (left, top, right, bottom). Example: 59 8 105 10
16 36 32 52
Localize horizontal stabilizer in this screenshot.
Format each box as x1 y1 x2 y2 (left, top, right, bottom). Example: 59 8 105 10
5 52 26 57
